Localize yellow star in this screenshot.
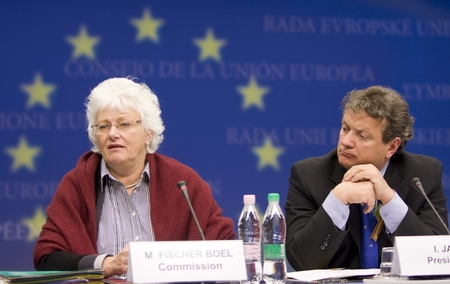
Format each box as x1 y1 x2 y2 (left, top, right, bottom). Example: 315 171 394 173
193 28 226 62
252 138 285 170
237 76 270 110
20 73 56 109
130 8 164 42
66 25 101 59
22 207 47 242
5 136 41 172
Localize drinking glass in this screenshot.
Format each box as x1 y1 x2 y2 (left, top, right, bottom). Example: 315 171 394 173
380 247 394 277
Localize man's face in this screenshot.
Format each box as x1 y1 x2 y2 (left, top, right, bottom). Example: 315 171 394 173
337 110 398 170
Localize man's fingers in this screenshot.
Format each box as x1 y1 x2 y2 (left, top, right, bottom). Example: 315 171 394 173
364 205 373 214
363 200 375 214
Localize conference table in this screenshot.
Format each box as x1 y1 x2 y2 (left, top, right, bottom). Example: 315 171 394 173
107 278 366 283
100 268 450 284
105 279 450 284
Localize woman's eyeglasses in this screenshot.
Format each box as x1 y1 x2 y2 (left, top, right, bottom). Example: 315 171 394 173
91 120 142 134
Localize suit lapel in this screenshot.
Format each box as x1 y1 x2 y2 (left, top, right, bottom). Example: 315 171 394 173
384 157 409 202
331 159 346 185
349 204 362 254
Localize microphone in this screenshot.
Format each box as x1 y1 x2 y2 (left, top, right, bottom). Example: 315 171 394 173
411 177 450 235
177 181 206 240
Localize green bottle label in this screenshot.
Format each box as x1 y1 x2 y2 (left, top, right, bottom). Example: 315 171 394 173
264 244 285 259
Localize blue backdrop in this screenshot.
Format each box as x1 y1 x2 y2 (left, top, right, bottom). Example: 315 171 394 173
1 0 449 270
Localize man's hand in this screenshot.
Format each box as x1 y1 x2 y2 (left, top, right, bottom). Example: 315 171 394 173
332 180 376 213
102 245 129 278
343 164 395 204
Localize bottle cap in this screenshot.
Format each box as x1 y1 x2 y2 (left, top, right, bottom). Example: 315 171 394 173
268 193 279 202
243 194 256 204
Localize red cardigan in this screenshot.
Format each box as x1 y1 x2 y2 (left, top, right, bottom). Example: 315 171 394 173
34 151 235 267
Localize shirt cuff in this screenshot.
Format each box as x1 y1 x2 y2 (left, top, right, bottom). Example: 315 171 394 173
379 191 408 234
323 191 350 230
93 254 111 270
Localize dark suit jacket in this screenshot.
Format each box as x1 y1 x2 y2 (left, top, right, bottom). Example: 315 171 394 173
285 149 449 271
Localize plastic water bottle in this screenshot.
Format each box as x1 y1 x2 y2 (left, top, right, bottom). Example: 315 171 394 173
238 194 263 284
262 193 287 284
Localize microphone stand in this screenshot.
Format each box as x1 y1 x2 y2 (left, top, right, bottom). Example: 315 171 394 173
177 181 206 240
411 177 450 235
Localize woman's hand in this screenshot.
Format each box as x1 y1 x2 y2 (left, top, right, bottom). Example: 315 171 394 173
102 244 129 278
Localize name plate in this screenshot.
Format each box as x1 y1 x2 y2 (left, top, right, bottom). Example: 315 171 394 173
127 240 247 283
391 235 450 276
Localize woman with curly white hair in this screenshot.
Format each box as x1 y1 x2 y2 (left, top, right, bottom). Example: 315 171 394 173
34 77 235 278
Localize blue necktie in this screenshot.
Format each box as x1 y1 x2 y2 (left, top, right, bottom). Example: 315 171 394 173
360 206 378 268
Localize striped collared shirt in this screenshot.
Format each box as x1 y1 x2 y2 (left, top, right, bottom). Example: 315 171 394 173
97 158 155 256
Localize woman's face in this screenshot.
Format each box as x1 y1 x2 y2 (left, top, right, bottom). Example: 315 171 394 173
95 109 152 168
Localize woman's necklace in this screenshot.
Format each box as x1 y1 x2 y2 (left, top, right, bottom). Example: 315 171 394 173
125 177 142 189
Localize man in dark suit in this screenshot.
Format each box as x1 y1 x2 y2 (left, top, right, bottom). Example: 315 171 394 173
285 86 449 271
